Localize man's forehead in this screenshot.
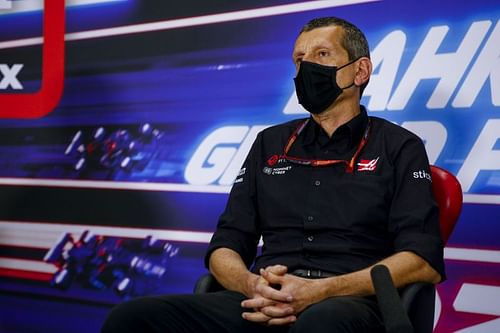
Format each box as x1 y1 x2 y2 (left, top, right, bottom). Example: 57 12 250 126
294 26 345 52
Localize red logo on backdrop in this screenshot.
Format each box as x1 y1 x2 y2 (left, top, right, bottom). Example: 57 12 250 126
267 154 279 166
357 157 379 171
0 0 65 118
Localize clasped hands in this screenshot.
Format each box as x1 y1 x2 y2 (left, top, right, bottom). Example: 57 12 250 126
241 265 322 326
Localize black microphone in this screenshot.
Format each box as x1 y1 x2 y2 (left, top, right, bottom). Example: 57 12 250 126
370 265 414 333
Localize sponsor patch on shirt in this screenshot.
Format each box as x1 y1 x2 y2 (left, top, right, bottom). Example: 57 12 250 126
413 169 432 182
232 167 247 184
262 165 292 175
357 157 379 172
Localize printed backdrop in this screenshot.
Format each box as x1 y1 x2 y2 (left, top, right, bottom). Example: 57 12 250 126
0 0 499 332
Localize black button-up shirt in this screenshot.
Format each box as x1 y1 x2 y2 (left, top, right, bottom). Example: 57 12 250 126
205 106 445 279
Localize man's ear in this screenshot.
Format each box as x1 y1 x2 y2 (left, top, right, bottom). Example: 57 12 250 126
354 57 372 86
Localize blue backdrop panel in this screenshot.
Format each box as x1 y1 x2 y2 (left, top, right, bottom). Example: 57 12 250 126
0 1 498 332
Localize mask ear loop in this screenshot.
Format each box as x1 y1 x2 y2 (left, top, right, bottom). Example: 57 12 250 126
340 82 355 90
337 57 361 71
336 57 361 90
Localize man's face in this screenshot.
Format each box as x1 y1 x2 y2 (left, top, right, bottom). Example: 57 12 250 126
293 26 349 68
292 26 357 100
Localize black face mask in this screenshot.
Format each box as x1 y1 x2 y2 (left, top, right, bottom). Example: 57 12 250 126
294 59 357 114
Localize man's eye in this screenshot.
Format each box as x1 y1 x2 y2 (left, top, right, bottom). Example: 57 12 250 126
319 51 329 57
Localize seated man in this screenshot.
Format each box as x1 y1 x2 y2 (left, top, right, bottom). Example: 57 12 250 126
102 16 444 333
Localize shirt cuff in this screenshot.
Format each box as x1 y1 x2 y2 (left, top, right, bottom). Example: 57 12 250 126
394 232 446 281
204 230 258 269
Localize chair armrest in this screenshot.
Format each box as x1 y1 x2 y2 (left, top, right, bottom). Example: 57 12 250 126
371 265 414 333
400 282 436 333
193 273 224 294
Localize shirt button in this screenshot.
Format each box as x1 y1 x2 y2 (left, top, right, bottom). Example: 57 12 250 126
307 216 314 222
307 236 314 242
314 180 321 186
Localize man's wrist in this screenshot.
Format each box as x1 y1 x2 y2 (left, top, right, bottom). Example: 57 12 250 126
244 272 260 298
314 276 339 300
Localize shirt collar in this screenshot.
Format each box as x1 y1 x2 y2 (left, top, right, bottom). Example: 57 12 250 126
301 105 369 148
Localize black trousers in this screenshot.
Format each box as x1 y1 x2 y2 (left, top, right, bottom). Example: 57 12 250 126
101 290 384 333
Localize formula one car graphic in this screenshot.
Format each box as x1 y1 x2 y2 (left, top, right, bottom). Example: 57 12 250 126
44 230 179 298
65 123 163 174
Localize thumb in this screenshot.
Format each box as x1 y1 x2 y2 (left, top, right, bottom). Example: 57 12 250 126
265 265 288 275
260 268 284 285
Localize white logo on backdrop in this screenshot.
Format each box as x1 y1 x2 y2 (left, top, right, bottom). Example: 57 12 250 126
0 64 24 90
186 20 500 191
0 0 11 10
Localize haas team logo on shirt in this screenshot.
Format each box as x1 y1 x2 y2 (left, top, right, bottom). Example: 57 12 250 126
357 157 380 172
267 154 280 166
263 154 291 176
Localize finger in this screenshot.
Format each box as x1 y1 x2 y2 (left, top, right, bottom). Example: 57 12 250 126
267 315 297 326
241 311 271 323
260 269 285 286
260 305 294 318
256 274 268 283
241 297 275 309
265 265 288 275
256 283 293 302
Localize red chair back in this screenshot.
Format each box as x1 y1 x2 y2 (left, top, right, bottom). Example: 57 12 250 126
430 165 463 244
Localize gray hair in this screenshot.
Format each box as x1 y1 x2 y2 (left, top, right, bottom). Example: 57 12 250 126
300 17 370 96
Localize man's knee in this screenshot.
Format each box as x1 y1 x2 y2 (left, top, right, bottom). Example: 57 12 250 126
290 297 383 333
101 296 162 333
101 292 244 333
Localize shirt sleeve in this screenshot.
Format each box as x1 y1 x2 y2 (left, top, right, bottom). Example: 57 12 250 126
204 134 262 269
388 133 446 281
